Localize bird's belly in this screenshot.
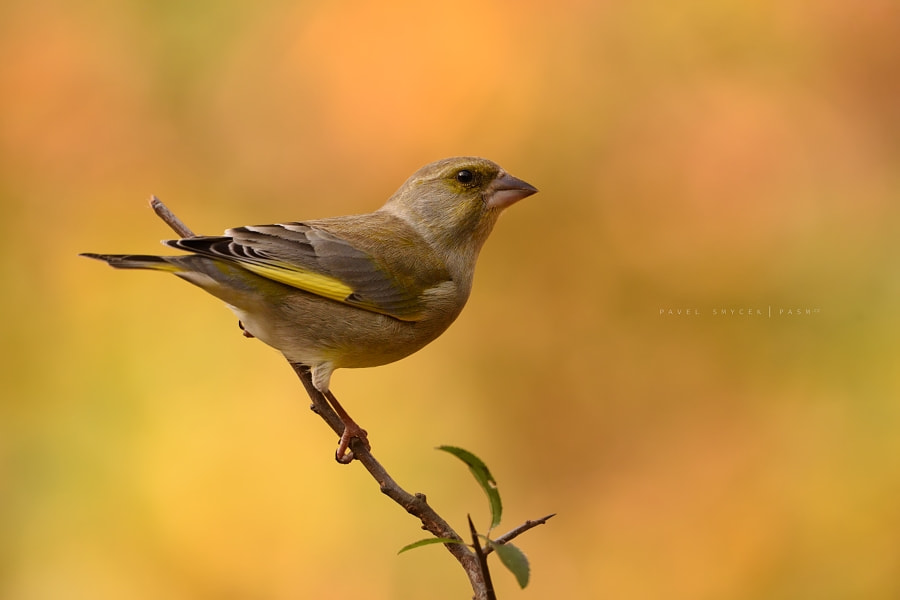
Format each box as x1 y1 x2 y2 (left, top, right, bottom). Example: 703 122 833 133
227 300 455 371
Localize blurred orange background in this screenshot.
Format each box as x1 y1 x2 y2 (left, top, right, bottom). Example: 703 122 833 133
2 1 899 598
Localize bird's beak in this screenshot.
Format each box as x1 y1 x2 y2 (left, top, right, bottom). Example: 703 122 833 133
486 171 539 209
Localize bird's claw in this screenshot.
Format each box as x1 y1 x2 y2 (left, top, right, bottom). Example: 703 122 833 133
335 425 370 464
238 320 255 338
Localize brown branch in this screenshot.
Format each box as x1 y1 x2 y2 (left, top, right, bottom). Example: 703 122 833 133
483 513 556 556
289 363 486 596
149 199 500 599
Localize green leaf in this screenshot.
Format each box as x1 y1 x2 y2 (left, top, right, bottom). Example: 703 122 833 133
437 445 502 529
491 541 530 588
397 537 465 554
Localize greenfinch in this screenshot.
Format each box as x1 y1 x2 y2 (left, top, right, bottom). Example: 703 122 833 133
82 156 537 460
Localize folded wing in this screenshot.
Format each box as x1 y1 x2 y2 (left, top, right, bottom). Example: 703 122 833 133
164 216 452 321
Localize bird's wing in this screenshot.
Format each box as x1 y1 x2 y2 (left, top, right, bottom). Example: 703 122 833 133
163 215 452 321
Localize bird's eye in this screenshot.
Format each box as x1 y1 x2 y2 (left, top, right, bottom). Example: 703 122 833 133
456 169 475 185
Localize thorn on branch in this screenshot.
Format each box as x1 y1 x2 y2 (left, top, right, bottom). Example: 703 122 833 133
469 515 496 600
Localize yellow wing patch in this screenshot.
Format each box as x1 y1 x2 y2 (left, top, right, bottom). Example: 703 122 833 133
239 261 354 304
237 259 424 319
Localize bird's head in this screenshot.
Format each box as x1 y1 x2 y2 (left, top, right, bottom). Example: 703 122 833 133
382 157 537 255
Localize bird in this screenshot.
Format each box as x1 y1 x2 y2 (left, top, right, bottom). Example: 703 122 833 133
82 156 538 462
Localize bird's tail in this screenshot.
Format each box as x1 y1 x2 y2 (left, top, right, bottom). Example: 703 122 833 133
80 253 184 272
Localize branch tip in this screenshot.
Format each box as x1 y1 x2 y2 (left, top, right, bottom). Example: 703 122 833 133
149 195 196 238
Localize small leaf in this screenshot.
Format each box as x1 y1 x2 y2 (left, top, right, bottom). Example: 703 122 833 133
491 541 530 588
437 445 503 529
398 537 465 554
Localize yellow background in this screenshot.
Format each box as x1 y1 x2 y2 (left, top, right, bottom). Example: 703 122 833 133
2 1 899 598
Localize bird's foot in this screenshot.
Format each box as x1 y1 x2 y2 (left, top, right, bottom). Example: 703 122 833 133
335 422 370 464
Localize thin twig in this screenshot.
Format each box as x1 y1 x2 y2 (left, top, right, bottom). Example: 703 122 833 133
483 513 556 556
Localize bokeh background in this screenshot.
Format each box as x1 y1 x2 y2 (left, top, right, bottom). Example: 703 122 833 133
2 1 899 598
